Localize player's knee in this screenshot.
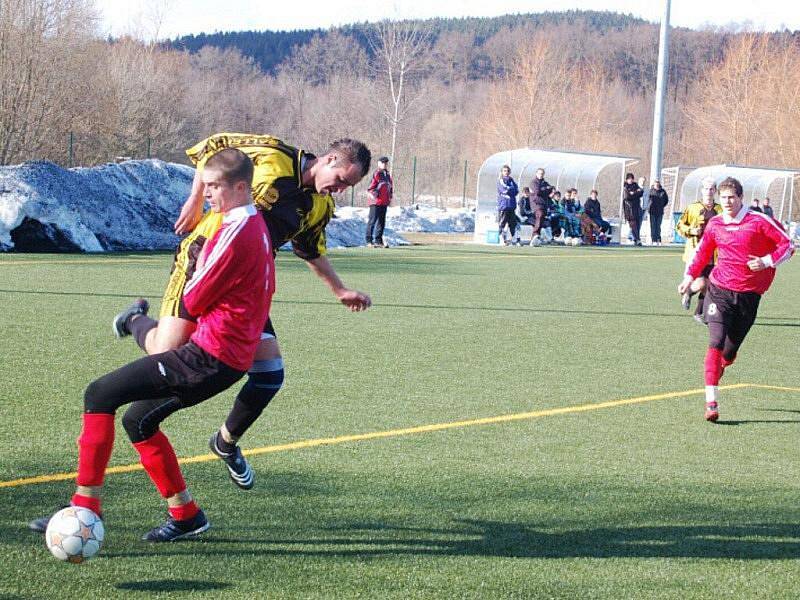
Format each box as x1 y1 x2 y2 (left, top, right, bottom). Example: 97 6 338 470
122 405 160 443
83 378 116 414
239 359 284 410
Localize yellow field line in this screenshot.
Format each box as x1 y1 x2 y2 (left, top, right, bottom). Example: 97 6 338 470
0 383 767 489
747 384 800 393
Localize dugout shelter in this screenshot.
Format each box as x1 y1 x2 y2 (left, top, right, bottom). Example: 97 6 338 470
677 164 799 222
474 148 639 244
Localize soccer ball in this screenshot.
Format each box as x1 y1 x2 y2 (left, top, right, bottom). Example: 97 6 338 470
45 507 104 563
571 237 582 246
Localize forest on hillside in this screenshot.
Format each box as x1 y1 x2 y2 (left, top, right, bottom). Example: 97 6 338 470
3 2 800 211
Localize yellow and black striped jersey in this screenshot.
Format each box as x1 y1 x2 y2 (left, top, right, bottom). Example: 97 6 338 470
186 133 333 260
676 201 722 263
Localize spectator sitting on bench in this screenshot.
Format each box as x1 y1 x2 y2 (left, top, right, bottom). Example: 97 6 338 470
579 212 603 244
583 189 611 234
517 186 535 226
548 190 565 239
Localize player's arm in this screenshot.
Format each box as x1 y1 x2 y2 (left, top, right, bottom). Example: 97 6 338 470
678 224 717 293
675 208 694 237
747 218 795 271
306 256 371 312
174 168 206 234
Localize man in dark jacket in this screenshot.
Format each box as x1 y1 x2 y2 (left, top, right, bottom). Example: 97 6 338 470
647 179 669 245
529 168 553 238
584 189 610 233
622 172 643 246
366 156 393 247
496 164 519 245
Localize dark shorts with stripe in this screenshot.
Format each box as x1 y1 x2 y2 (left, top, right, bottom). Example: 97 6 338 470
704 280 761 331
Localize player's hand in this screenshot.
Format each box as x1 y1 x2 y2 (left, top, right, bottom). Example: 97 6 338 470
747 255 767 271
677 275 693 295
174 198 204 234
337 289 372 312
689 227 701 236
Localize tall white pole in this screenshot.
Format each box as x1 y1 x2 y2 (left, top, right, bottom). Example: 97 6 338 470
650 0 671 184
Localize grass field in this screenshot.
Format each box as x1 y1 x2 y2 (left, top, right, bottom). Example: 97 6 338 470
1 244 799 599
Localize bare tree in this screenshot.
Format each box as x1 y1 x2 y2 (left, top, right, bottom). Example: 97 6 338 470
367 19 432 164
0 0 98 164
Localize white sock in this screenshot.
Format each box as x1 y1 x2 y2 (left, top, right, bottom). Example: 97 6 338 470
705 385 718 405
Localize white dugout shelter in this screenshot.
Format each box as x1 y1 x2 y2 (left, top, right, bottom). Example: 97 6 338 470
676 165 799 222
474 149 638 244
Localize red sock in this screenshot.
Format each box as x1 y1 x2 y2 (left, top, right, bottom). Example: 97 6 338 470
77 413 115 487
133 430 187 499
71 493 101 514
704 347 724 385
168 500 199 521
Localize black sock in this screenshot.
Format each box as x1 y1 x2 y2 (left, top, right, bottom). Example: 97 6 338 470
215 430 237 453
128 315 157 352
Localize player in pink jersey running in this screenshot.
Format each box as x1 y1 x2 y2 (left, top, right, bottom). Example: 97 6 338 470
678 177 794 422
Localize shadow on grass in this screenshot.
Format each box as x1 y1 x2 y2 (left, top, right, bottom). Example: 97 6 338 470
100 519 800 560
718 408 800 425
116 580 230 593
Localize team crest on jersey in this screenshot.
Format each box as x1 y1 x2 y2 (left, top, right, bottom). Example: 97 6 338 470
707 303 718 316
264 185 279 205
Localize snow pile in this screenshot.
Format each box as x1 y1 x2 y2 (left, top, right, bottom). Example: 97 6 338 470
0 159 475 252
335 204 475 234
0 160 192 251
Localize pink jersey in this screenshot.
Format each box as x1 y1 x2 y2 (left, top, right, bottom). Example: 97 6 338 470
183 204 274 371
687 205 793 295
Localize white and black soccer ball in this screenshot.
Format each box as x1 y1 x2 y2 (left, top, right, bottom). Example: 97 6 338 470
45 506 104 563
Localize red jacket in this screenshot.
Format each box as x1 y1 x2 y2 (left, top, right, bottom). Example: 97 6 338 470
367 169 393 206
184 204 275 371
687 205 793 295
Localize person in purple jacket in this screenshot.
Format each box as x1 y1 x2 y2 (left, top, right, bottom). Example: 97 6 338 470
497 165 519 245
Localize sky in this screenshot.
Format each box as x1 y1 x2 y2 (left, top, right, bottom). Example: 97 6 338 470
97 0 800 40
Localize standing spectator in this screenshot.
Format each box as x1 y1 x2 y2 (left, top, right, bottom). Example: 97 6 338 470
622 173 643 245
366 156 393 248
750 198 763 213
496 165 519 245
762 197 775 219
678 176 793 422
648 180 669 245
676 177 721 322
529 168 553 242
583 189 610 234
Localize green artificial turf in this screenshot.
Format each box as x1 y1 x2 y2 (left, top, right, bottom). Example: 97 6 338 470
0 244 799 599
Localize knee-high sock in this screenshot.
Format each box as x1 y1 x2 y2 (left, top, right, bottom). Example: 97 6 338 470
224 360 284 440
133 430 186 499
76 413 115 487
704 347 724 386
128 315 158 352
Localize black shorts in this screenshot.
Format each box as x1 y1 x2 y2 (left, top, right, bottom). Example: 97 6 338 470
704 281 761 329
86 342 246 415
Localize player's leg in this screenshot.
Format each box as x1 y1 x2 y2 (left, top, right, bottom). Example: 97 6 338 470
115 212 219 354
29 353 176 531
121 345 244 541
209 321 284 490
701 282 733 422
720 291 761 370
